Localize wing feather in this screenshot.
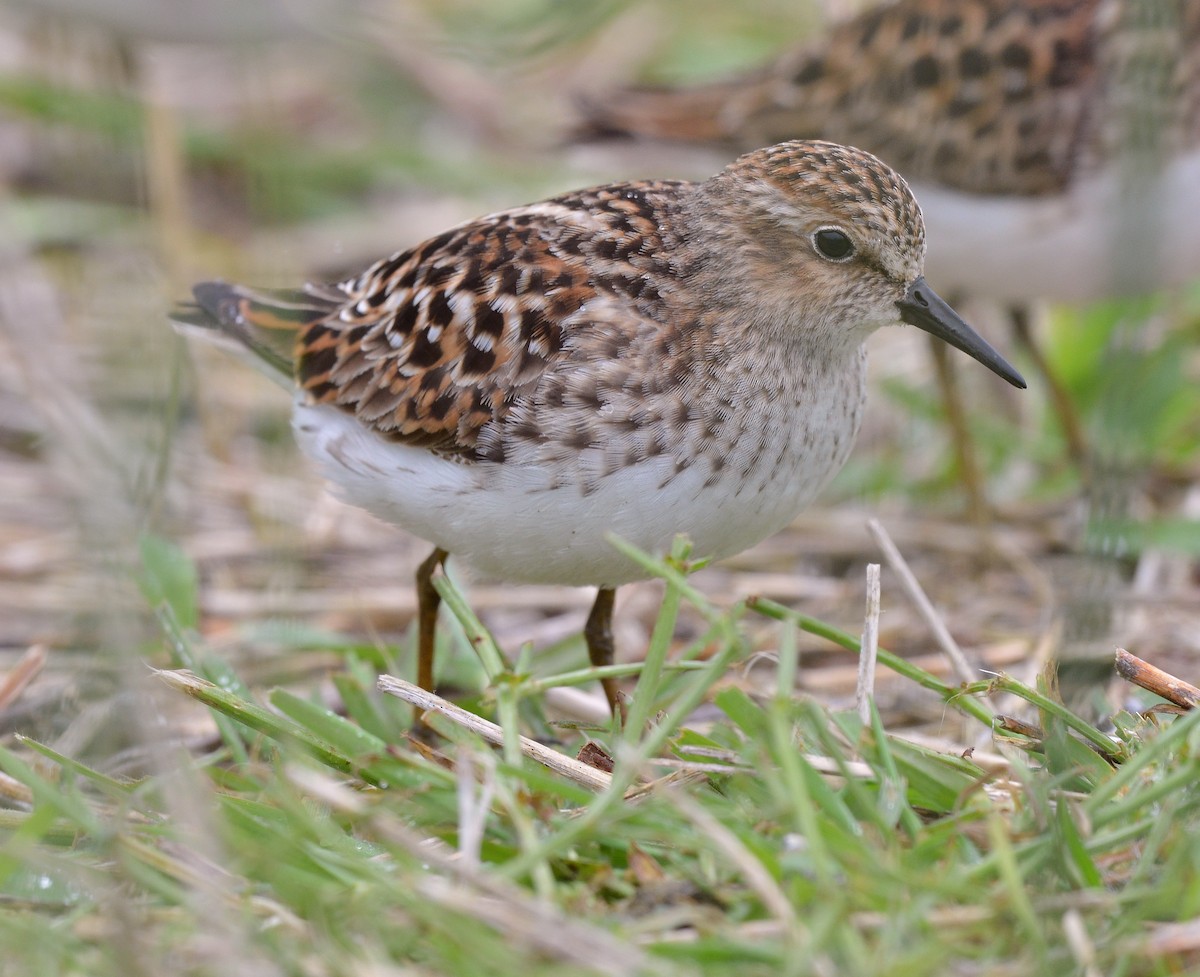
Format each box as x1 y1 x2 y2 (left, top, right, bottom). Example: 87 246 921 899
294 183 681 459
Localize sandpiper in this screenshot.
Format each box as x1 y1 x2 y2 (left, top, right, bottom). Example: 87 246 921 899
173 140 1025 716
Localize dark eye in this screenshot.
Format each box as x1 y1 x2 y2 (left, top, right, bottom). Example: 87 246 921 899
813 227 855 261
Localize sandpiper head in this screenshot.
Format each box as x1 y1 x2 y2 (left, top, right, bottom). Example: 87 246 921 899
713 140 1026 388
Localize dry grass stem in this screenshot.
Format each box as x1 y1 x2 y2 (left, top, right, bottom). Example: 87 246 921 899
0 769 34 806
1139 918 1200 957
867 517 990 700
1114 648 1199 710
377 676 613 791
654 753 876 780
0 644 47 710
857 563 881 724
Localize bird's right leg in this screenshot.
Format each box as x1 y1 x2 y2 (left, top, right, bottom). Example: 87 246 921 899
416 547 448 692
584 586 626 722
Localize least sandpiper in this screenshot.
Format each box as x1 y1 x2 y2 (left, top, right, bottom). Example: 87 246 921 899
173 139 1025 716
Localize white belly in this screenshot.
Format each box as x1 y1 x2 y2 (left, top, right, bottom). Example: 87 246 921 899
291 359 864 586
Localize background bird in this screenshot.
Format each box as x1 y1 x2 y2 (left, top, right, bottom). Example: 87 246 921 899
579 0 1200 707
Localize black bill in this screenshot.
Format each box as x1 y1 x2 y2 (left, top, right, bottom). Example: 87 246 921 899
896 277 1027 389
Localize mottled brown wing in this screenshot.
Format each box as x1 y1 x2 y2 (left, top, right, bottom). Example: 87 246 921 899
295 182 680 459
582 0 1121 196
753 0 1104 195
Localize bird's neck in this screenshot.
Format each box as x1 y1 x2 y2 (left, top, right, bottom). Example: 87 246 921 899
676 178 871 353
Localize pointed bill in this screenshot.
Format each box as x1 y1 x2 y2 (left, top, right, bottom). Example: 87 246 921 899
896 278 1027 389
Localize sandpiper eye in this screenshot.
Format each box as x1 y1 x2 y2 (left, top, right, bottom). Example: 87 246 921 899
813 227 855 261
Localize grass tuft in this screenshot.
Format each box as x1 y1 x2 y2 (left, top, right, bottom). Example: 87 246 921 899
2 540 1200 975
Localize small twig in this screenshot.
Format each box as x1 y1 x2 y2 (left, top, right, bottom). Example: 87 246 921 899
0 644 47 710
992 712 1123 764
1139 917 1200 957
867 519 990 707
0 770 33 806
1114 648 1199 710
857 564 881 725
655 753 876 780
377 675 613 792
994 714 1044 740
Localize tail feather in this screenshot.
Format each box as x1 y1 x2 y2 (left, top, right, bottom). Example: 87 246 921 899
170 281 337 387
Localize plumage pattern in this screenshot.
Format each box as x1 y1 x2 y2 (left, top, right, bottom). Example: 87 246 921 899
295 183 682 461
582 0 1200 197
175 139 1023 714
